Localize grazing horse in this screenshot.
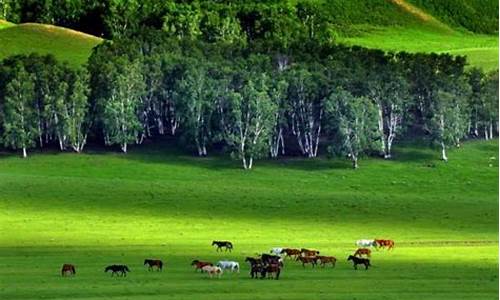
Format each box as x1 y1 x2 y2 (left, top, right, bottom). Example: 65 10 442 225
356 239 376 248
191 260 213 272
201 265 223 278
105 265 130 277
281 248 301 259
212 241 233 252
347 255 371 270
296 256 318 268
216 261 240 273
261 263 281 280
316 256 336 268
375 239 395 250
300 248 320 257
144 259 163 271
61 264 76 276
354 248 371 257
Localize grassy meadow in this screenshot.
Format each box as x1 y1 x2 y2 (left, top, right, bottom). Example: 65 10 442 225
0 140 498 299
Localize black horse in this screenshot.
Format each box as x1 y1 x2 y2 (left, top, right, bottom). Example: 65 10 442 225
105 265 130 276
144 259 163 271
261 254 282 266
212 240 233 252
245 257 263 279
347 255 371 270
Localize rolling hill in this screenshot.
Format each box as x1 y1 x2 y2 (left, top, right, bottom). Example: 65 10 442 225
0 0 498 70
0 22 102 68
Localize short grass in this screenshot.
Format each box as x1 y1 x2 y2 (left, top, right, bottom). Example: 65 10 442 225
0 23 102 68
339 26 499 71
0 139 497 299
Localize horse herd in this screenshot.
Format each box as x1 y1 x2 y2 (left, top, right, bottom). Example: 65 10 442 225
60 239 395 279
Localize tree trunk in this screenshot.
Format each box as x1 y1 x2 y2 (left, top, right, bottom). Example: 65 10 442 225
122 143 127 153
248 157 253 169
352 156 358 169
377 104 386 157
22 147 27 158
441 142 448 162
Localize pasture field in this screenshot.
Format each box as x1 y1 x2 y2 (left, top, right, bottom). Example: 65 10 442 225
0 140 498 299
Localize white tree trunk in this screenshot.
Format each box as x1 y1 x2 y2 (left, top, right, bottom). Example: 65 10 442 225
22 147 27 158
122 143 127 153
441 142 448 162
377 104 386 157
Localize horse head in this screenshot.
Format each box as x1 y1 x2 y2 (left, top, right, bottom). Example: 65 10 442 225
347 255 354 261
124 266 130 272
191 260 199 265
143 259 148 265
211 241 217 246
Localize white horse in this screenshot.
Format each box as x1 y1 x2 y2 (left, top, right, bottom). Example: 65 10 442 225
201 265 223 278
216 260 240 273
356 239 376 248
270 248 283 256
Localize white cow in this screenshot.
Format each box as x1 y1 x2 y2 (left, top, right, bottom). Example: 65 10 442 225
216 260 240 273
356 239 376 248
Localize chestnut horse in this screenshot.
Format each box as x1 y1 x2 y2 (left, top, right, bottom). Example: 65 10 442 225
375 239 395 250
316 256 336 268
191 260 213 272
354 248 371 257
281 248 301 259
296 256 318 268
300 248 320 257
61 264 76 276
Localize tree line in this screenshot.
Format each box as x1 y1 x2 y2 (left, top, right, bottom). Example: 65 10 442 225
0 30 498 168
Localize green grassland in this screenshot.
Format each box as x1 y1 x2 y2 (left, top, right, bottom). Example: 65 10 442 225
0 140 498 299
0 23 102 68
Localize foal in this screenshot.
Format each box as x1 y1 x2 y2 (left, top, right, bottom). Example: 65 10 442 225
354 248 371 257
347 255 371 270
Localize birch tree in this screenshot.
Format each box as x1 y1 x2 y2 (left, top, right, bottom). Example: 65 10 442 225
1 65 37 158
101 58 145 153
226 73 277 170
326 89 378 169
65 69 90 152
431 87 470 162
288 67 323 158
367 68 410 158
174 63 215 156
269 77 288 158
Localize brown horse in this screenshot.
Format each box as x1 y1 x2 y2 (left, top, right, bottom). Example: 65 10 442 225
296 256 318 268
61 264 76 276
375 239 395 250
144 259 163 271
281 248 301 259
300 248 320 257
354 248 371 257
191 260 213 272
316 256 336 268
261 263 281 280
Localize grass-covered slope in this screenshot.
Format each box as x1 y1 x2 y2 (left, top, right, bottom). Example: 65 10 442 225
0 140 497 299
336 0 498 71
0 22 102 68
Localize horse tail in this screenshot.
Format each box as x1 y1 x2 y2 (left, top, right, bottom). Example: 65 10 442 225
72 266 76 274
159 261 163 269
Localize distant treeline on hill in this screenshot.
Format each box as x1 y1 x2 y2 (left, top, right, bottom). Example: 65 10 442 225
1 0 498 40
0 30 498 169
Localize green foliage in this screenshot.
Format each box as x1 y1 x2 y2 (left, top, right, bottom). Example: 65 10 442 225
0 63 37 157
